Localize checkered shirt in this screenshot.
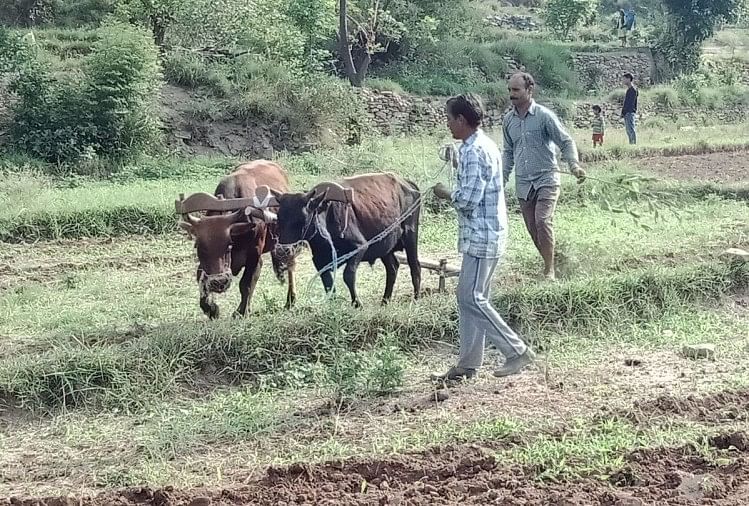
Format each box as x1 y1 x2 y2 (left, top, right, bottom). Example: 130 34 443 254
450 129 508 259
502 100 581 200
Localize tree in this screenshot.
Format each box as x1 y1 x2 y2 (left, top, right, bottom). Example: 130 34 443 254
338 0 405 87
655 0 744 74
543 0 598 39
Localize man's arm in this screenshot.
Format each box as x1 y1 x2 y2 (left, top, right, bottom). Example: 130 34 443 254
544 110 580 171
502 118 514 185
451 148 487 213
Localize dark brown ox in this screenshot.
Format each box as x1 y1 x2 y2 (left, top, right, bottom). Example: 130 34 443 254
179 161 299 319
272 172 421 307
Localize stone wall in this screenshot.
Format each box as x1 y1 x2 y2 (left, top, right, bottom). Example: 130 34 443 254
571 48 656 92
359 86 749 138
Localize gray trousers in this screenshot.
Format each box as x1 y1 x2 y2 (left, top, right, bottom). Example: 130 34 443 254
624 112 637 144
456 254 527 370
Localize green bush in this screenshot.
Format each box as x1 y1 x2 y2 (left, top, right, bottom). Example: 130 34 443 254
7 23 162 164
162 50 232 96
649 86 678 108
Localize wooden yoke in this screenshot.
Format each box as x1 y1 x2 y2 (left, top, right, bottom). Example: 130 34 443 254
309 181 355 204
175 186 281 220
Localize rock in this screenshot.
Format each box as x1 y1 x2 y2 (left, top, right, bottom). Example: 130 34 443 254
721 248 749 263
624 358 643 366
614 495 645 506
188 498 211 506
682 344 716 360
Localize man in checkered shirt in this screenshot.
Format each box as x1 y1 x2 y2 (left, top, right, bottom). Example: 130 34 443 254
503 72 587 280
431 93 535 382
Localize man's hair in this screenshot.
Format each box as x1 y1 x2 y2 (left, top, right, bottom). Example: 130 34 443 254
592 104 602 113
623 72 634 81
510 72 536 90
446 93 485 128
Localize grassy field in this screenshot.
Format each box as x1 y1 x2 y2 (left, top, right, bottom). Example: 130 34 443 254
1 121 748 501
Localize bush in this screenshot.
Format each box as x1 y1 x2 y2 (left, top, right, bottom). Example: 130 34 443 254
649 86 678 108
162 51 232 96
227 57 365 142
366 78 406 94
7 23 162 164
543 0 598 39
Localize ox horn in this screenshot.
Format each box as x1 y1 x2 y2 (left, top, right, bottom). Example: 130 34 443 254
182 212 200 225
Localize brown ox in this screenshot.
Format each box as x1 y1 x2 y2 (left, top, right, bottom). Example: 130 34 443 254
179 160 299 319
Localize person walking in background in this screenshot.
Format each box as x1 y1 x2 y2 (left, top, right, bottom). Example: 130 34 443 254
592 104 605 148
502 72 586 281
616 9 627 47
622 72 638 145
430 93 535 382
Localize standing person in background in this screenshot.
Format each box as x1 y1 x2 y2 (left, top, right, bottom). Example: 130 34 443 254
502 72 587 281
592 104 605 148
430 93 536 382
616 9 627 47
622 72 638 145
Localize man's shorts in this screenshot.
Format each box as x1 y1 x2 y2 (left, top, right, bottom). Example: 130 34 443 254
592 133 604 143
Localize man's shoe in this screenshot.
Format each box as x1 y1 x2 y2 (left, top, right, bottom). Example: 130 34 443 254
493 349 536 378
430 366 477 382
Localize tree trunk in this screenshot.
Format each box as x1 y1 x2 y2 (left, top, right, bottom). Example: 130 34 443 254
338 0 369 87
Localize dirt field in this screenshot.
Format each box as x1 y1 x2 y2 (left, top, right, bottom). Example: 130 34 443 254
9 430 749 505
637 150 749 185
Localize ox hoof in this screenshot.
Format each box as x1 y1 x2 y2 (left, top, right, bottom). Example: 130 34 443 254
232 309 248 319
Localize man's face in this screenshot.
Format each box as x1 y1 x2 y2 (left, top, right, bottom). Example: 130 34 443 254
623 76 632 87
508 76 531 106
446 111 464 139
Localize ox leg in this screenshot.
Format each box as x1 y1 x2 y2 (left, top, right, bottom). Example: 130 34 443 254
234 255 262 318
343 253 365 308
381 252 400 305
312 254 336 296
403 230 422 300
285 254 297 309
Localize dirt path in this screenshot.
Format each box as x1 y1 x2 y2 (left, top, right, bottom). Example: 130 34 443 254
637 150 749 185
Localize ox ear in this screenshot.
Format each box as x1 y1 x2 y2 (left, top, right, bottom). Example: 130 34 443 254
304 190 327 214
178 220 195 239
229 222 254 238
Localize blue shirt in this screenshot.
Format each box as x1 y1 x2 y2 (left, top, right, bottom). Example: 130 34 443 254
450 129 508 259
502 100 580 200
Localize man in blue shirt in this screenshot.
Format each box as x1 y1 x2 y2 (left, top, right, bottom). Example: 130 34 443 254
502 72 586 280
622 72 638 144
431 93 535 382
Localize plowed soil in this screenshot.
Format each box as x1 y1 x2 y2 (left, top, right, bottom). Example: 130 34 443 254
638 150 749 184
6 431 749 506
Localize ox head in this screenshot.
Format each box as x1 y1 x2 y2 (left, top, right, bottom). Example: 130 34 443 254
179 209 256 294
274 189 328 246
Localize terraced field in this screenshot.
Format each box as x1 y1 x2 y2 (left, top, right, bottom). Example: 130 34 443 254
1 125 748 505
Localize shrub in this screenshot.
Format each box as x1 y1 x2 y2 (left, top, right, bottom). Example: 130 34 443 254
366 78 406 94
162 50 232 96
543 0 598 40
7 23 162 164
649 86 678 108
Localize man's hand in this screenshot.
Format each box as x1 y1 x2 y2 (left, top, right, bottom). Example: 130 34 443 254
571 165 587 184
431 182 452 200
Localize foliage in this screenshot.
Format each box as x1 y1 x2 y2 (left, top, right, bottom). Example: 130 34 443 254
7 23 162 164
114 0 180 47
544 0 599 39
654 0 744 75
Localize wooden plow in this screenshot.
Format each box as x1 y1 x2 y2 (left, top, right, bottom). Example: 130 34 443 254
394 253 460 293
